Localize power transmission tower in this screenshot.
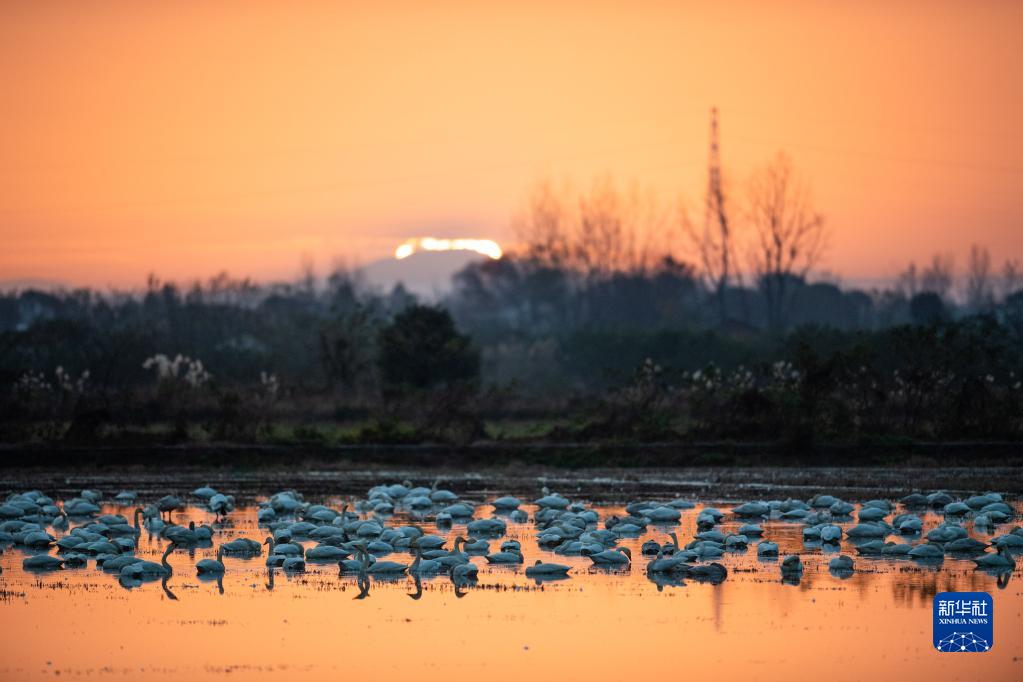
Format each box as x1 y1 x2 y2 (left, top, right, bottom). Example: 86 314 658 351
702 107 746 324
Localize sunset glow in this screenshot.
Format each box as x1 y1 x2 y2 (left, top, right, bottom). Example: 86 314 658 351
1 1 1021 287
394 238 503 261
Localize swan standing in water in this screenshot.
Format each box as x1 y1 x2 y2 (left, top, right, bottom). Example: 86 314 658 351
156 495 184 522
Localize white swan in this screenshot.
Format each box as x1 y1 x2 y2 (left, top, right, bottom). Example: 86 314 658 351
973 546 1015 570
781 555 803 575
525 560 570 576
23 554 64 570
486 549 524 564
587 547 631 566
829 555 854 572
306 544 350 561
409 547 442 575
451 561 479 581
646 548 689 574
120 543 175 578
196 547 226 574
357 546 406 574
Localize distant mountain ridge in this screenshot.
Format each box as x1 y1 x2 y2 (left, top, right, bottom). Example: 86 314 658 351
358 250 487 300
0 278 69 292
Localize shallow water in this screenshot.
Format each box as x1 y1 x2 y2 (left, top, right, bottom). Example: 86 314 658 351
1 492 1020 681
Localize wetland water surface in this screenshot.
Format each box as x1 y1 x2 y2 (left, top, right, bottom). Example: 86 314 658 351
0 481 1020 681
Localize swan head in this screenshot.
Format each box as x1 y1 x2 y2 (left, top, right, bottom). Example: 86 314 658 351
618 547 632 560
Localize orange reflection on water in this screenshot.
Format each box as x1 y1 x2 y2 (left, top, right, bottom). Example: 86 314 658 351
0 500 1020 680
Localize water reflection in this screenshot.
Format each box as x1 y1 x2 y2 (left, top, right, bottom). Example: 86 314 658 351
0 495 1020 680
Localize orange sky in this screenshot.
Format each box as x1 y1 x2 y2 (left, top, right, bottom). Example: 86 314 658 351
2 0 1021 288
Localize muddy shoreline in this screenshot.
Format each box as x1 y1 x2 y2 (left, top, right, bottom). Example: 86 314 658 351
1 450 1021 502
2 439 1022 468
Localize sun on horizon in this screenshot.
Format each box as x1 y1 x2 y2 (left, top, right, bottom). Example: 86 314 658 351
394 237 503 261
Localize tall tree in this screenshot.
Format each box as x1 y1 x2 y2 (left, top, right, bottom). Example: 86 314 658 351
747 152 827 333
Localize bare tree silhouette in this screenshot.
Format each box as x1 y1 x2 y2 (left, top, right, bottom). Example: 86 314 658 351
747 152 827 333
966 244 994 311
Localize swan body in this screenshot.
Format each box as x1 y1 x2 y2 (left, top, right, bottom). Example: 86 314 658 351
781 555 803 574
533 494 570 510
732 502 769 518
306 545 351 561
829 555 854 571
829 501 855 516
973 547 1015 570
192 486 218 500
992 534 1023 549
102 555 142 571
927 524 966 543
271 542 304 556
282 556 306 571
197 548 226 574
908 543 944 559
358 548 406 575
646 549 689 574
462 538 490 554
221 538 262 554
688 562 728 582
944 537 987 554
414 535 447 550
858 507 888 522
486 550 524 564
588 547 631 566
121 555 172 578
526 560 570 576
645 507 681 523
114 491 138 504
451 562 479 580
641 540 661 556
23 555 64 570
467 518 507 535
409 548 442 575
846 523 888 539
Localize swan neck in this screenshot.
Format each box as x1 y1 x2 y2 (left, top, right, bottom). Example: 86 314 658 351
161 544 174 570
